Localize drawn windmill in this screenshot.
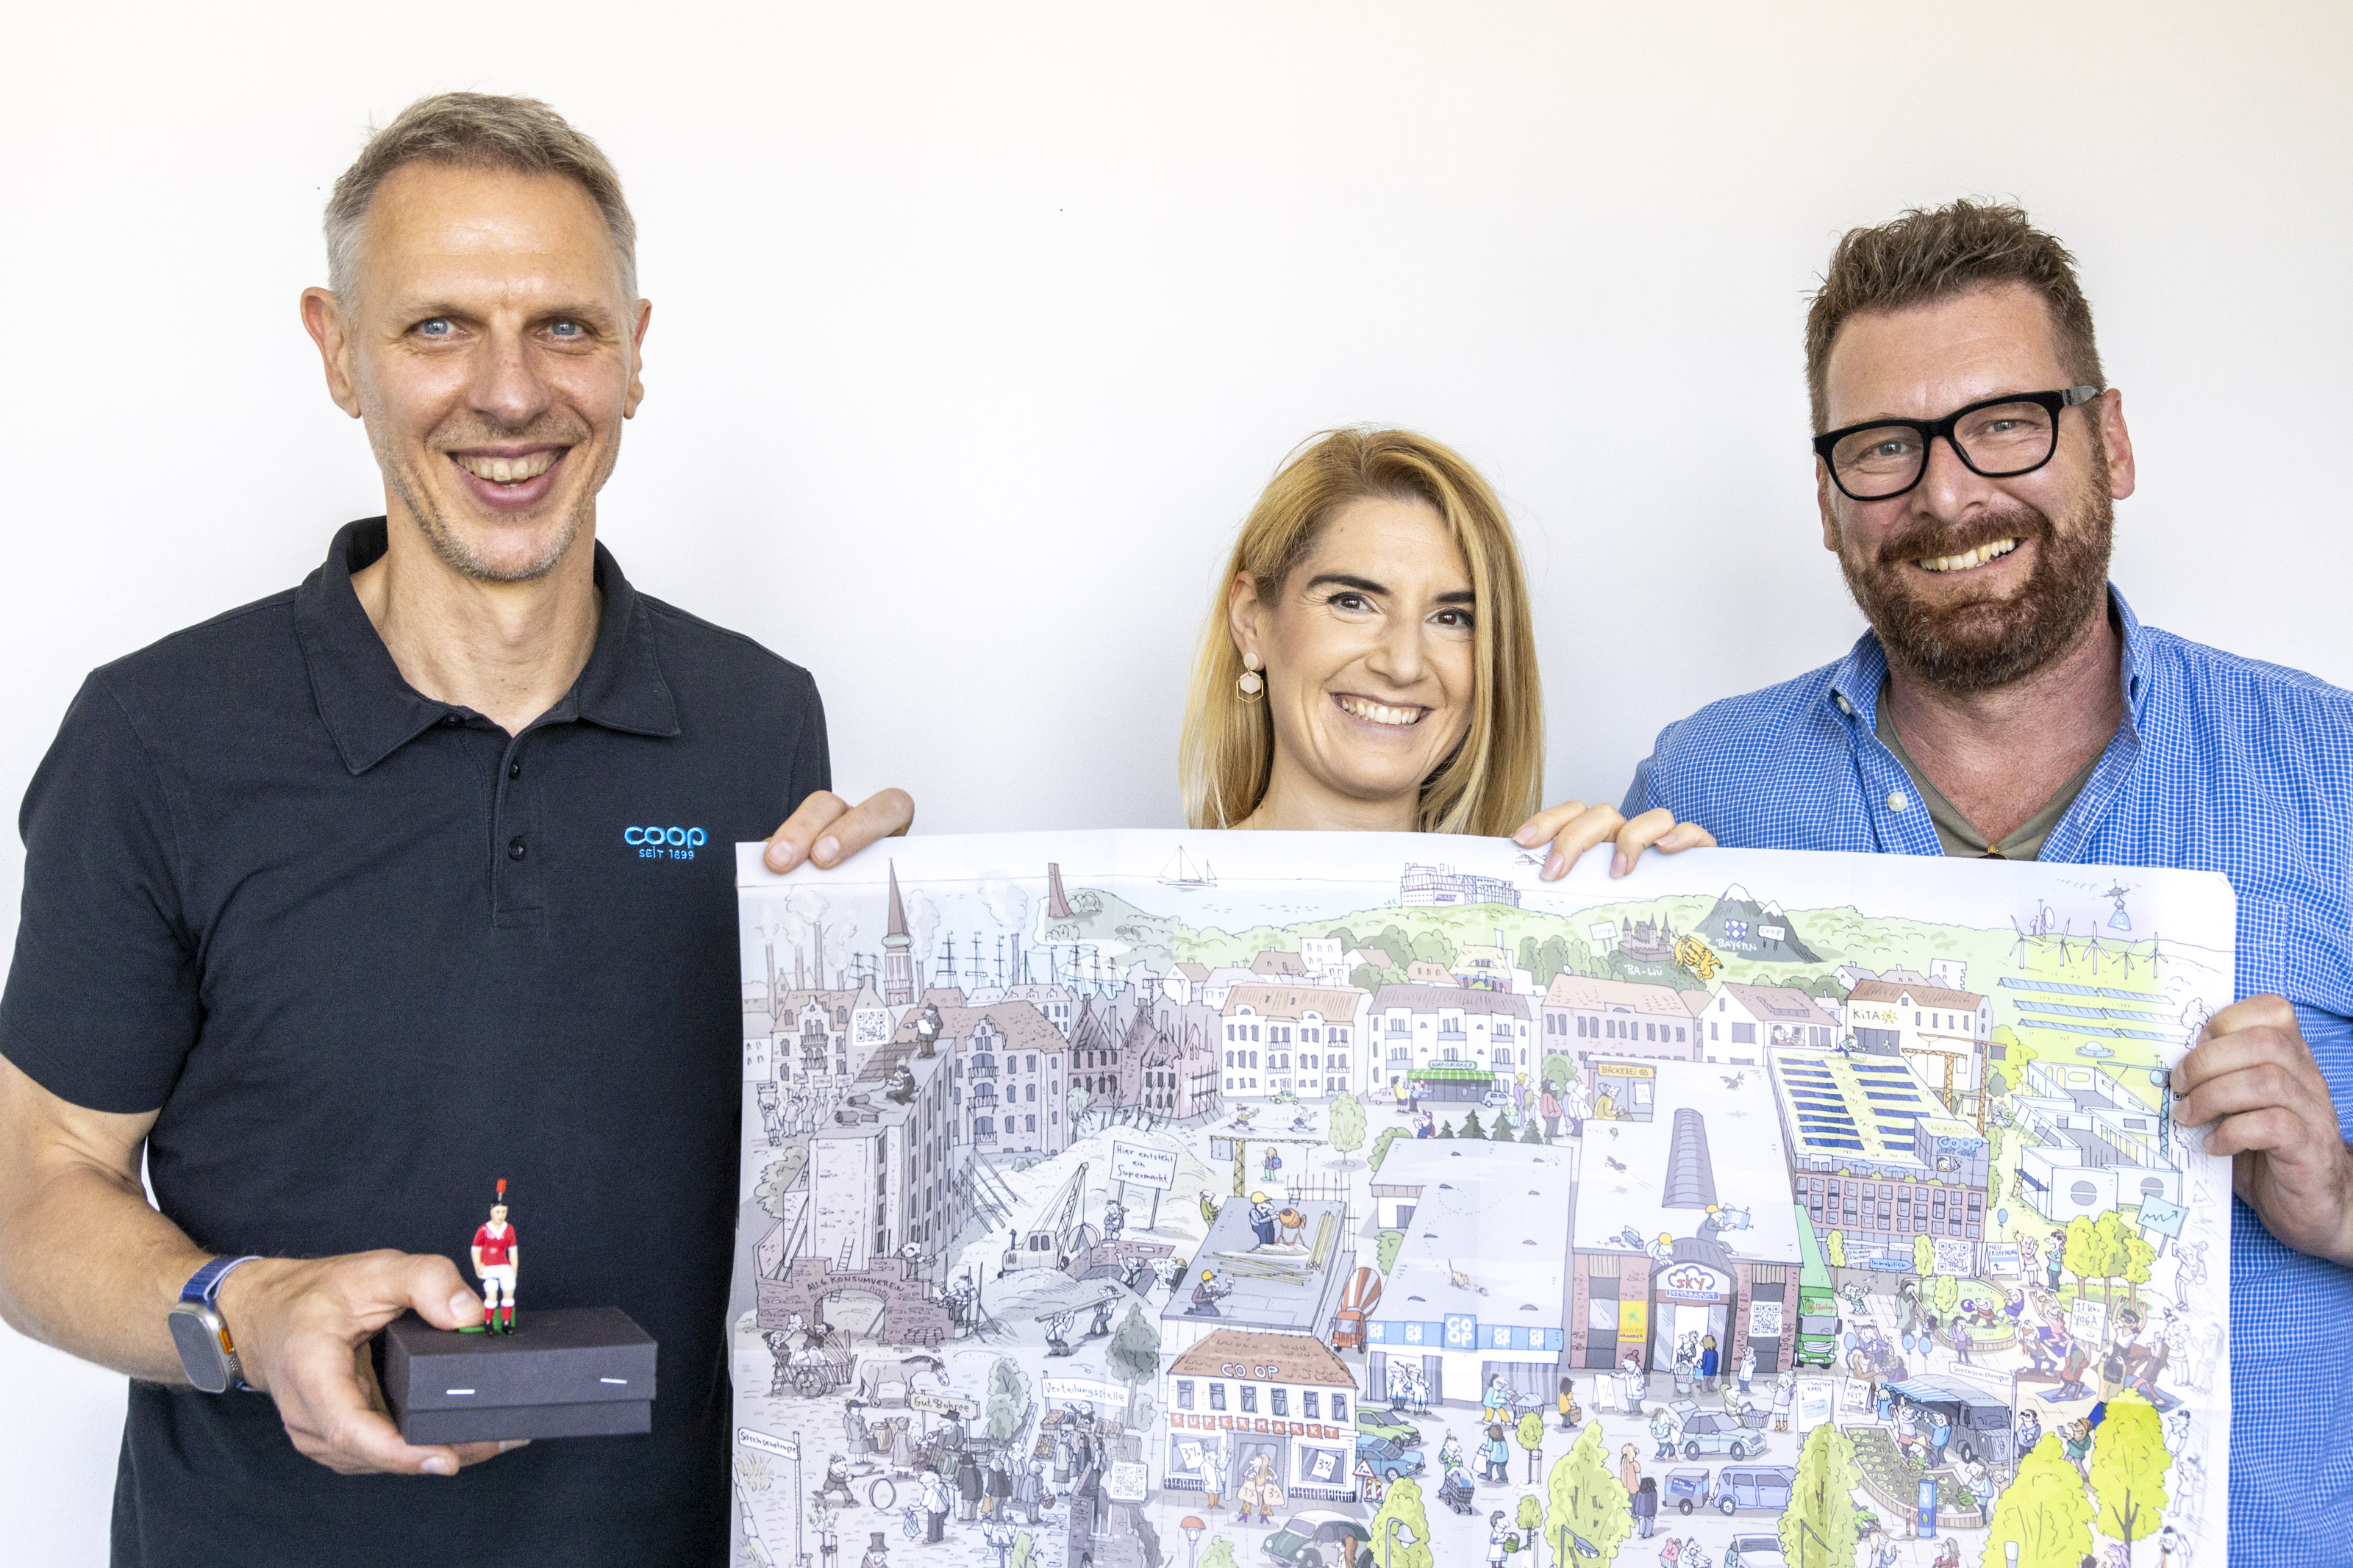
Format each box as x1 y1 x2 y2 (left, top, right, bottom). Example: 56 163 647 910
2007 916 2033 967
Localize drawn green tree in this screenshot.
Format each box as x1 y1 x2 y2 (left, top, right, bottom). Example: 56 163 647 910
2088 1391 2169 1555
1378 926 1415 972
1198 1538 1240 1568
2062 1214 2113 1306
1518 936 1542 980
1540 1053 1576 1089
1826 1230 1846 1268
1106 1304 1160 1422
1521 1120 1545 1145
1913 1234 1935 1277
2094 1211 2154 1311
1329 1093 1367 1161
1438 1121 1456 1140
1366 1477 1435 1568
1460 1109 1487 1139
1067 1086 1090 1127
1535 936 1571 990
1370 1125 1407 1173
1410 930 1457 968
1327 926 1362 956
1543 1421 1630 1566
1780 1420 1862 1568
986 1357 1032 1443
1352 964 1387 992
1980 1433 2094 1568
1377 1229 1406 1272
1515 1491 1543 1545
1515 1411 1547 1482
1010 1533 1034 1568
1932 1275 1960 1314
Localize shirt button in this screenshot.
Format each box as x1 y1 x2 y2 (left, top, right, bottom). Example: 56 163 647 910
508 837 527 860
441 713 461 726
1886 791 1911 815
508 759 522 780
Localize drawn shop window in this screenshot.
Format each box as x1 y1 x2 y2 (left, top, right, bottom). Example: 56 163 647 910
1271 1389 1289 1417
1208 1383 1227 1411
1240 1386 1259 1414
1302 1392 1319 1419
1330 1395 1346 1424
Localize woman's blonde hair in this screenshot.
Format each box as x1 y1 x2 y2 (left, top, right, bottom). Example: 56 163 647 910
1179 427 1544 835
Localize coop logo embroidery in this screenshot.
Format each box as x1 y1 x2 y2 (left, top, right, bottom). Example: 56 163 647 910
625 826 706 859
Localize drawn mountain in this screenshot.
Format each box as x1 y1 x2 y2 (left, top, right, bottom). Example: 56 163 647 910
1694 882 1822 963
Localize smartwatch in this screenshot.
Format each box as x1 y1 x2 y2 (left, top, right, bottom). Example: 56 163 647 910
167 1255 263 1394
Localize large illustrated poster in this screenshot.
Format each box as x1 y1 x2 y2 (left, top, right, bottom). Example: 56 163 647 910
729 832 2232 1568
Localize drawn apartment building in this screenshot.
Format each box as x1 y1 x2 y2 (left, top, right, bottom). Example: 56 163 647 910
1540 975 1707 1062
1398 862 1522 908
1766 1047 1991 1270
1217 983 1370 1100
1368 983 1535 1090
901 998 1071 1157
799 1026 963 1270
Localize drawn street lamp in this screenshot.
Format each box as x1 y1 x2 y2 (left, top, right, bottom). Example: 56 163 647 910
2150 1065 2174 1164
1793 1515 1825 1568
1383 1519 1417 1568
1180 1517 1204 1568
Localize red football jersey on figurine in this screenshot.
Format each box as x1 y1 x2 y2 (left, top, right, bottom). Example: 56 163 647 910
473 1222 517 1266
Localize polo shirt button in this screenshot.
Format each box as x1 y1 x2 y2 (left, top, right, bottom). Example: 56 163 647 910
441 714 460 726
508 837 527 860
508 759 522 780
1886 790 1910 814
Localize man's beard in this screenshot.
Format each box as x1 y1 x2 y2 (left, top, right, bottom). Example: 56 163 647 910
370 414 601 585
1835 445 2114 694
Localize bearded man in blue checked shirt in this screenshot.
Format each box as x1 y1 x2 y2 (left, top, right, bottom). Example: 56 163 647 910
1622 200 2353 1557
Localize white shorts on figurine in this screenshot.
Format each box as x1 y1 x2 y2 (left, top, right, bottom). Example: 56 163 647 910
479 1264 516 1307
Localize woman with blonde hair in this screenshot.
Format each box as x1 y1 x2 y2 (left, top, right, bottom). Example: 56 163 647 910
1179 427 1711 873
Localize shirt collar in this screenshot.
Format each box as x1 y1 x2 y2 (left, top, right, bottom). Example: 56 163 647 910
1825 583 2149 734
295 518 680 776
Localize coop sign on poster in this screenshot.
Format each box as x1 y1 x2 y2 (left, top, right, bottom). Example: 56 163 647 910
1111 1142 1177 1191
1655 1261 1732 1303
1747 1299 1784 1339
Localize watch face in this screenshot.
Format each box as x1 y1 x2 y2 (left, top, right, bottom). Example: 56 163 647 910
168 1305 235 1395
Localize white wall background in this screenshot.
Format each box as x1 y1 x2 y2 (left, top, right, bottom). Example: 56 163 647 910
4 2 2347 1558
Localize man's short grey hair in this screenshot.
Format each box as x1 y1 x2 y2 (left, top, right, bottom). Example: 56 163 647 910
324 92 638 303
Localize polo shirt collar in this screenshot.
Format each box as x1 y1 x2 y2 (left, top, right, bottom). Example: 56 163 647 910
1824 582 2149 736
295 518 679 776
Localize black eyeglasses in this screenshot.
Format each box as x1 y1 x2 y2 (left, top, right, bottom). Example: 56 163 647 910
1812 385 2101 501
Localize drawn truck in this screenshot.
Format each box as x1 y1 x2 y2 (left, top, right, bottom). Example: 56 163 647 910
1793 1207 1840 1368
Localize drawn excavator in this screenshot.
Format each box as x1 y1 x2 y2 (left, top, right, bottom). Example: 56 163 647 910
1000 1161 1098 1275
1672 934 1722 981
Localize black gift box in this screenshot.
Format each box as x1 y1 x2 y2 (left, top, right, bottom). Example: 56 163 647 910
381 1306 657 1444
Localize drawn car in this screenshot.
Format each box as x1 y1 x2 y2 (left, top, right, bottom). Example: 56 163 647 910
1482 1087 1515 1109
1885 1376 2014 1466
1354 1435 1425 1481
1261 1511 1371 1568
1674 1406 1768 1459
1355 1408 1420 1445
1663 1467 1712 1514
1724 1535 1787 1567
1713 1465 1797 1514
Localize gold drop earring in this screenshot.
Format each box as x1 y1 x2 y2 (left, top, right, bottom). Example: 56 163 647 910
1237 653 1265 702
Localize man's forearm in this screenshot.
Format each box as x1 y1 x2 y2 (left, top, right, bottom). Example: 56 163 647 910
0 1059 204 1383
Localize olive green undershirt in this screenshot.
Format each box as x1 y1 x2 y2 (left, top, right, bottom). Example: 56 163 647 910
1874 676 2100 862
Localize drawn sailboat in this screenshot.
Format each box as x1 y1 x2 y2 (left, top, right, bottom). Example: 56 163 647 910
1157 845 1217 890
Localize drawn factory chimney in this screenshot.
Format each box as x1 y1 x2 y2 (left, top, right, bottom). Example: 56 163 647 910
1046 862 1074 920
881 860 916 1006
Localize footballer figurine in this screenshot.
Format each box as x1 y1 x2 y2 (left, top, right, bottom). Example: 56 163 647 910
466 1178 520 1333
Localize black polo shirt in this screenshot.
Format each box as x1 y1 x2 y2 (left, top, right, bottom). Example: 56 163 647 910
1 520 828 1567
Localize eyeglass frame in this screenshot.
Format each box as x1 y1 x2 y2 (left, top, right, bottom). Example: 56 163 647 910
1810 384 2102 501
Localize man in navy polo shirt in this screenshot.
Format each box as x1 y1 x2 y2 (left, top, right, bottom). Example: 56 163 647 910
0 94 909 1564
1625 200 2353 1557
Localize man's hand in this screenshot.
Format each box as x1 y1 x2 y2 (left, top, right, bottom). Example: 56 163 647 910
215 1250 526 1478
763 788 915 875
2172 995 2353 1265
1511 801 1717 881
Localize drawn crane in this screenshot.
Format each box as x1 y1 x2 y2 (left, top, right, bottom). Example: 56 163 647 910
999 1161 1098 1275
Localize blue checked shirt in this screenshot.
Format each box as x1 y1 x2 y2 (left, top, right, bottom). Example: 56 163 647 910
1624 587 2353 1559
